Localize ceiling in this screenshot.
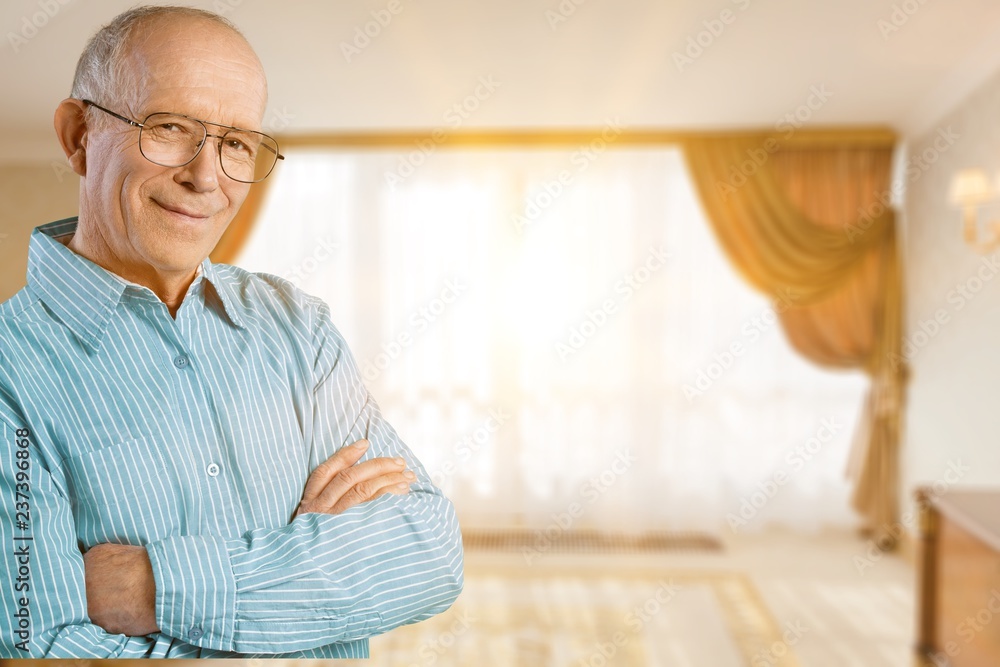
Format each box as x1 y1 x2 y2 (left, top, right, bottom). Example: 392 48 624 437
3 0 1000 163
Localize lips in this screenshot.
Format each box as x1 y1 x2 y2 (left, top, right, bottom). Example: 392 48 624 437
155 200 212 219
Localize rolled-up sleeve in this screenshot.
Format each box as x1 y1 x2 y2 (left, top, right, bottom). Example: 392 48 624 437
0 416 159 658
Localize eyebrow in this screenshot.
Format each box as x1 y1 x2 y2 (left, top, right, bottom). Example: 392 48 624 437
161 111 263 134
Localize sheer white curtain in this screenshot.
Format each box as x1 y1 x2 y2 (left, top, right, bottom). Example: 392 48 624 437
236 146 868 534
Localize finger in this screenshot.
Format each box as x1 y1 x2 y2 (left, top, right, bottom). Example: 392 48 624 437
292 470 411 521
328 471 415 515
299 439 369 504
295 454 399 520
307 457 407 513
302 457 408 514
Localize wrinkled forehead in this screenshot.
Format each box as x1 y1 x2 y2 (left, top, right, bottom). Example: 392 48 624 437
122 16 268 131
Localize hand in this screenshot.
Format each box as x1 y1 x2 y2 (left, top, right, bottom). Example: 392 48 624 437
83 543 158 636
293 439 414 520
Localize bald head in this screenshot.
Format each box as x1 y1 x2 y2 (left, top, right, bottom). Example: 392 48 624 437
72 6 267 120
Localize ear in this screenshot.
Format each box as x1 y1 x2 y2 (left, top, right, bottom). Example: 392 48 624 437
54 98 89 177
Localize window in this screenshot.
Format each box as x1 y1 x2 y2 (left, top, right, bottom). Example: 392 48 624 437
236 145 868 533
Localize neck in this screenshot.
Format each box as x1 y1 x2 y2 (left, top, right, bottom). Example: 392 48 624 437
65 222 197 319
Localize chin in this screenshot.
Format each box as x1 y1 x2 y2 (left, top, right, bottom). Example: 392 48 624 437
142 244 210 274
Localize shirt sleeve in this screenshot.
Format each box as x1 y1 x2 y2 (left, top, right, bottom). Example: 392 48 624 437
0 417 158 658
145 299 464 654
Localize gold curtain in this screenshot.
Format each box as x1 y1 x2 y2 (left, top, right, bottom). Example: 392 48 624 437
209 176 273 264
683 135 907 545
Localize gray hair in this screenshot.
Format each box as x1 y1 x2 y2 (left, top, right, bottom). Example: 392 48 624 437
71 5 248 113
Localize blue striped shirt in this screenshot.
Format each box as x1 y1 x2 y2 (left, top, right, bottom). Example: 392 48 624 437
0 218 463 658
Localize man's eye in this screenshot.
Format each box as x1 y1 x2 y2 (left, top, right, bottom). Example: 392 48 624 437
149 122 190 137
225 138 259 158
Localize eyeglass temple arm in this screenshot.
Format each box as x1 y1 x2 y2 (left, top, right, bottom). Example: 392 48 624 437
81 99 143 128
261 142 284 160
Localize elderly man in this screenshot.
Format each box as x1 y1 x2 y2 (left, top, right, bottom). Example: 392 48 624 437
0 5 462 659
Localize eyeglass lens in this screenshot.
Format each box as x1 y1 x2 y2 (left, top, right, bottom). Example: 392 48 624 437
139 113 279 182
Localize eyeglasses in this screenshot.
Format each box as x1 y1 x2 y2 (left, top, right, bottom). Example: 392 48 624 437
82 100 284 183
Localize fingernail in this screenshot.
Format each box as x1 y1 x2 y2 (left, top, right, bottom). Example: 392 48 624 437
353 440 369 449
403 470 416 480
396 483 410 490
394 457 405 467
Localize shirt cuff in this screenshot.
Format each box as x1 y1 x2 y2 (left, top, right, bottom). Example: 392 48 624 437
146 534 237 651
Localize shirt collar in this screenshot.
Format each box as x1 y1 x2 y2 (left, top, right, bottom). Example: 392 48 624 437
27 217 246 351
198 255 248 330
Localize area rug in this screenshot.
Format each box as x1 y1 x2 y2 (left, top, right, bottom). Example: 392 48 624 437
346 568 801 666
462 528 723 555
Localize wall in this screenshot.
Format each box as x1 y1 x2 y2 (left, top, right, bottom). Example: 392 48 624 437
0 164 79 302
901 65 1000 518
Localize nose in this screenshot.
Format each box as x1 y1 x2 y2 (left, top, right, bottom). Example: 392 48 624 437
173 134 221 192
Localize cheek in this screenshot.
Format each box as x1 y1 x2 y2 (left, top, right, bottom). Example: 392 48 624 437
221 184 250 216
227 181 251 205
86 164 137 232
116 156 161 205
126 180 161 225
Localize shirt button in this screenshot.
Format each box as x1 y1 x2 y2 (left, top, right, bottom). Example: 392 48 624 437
174 355 190 369
188 626 203 640
206 462 220 477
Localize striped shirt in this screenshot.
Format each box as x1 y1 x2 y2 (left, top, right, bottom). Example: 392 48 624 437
0 218 463 658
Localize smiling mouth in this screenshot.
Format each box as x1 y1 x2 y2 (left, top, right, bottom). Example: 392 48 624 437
155 200 211 219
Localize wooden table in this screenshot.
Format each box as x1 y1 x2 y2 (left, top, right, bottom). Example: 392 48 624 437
917 487 1000 666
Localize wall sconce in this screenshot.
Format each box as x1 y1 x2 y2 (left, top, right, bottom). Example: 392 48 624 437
949 168 1000 253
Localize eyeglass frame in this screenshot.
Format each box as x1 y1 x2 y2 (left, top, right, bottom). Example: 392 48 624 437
81 99 284 183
